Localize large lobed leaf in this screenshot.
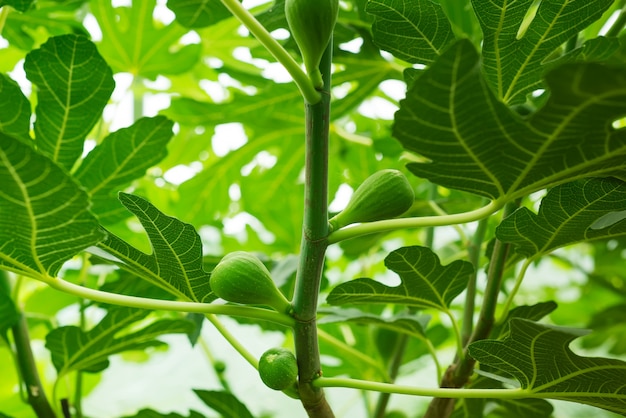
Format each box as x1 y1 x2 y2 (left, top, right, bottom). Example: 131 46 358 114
497 178 626 258
90 0 201 78
394 39 626 200
473 0 614 104
469 319 626 416
366 0 455 65
0 135 104 278
24 34 115 171
0 74 30 142
327 246 473 311
45 306 195 377
74 116 174 224
97 193 214 303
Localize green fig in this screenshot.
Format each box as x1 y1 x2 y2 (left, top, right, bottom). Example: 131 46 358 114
258 347 298 390
210 251 291 313
329 169 415 231
285 0 339 88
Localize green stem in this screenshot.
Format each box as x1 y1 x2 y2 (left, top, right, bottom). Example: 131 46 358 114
374 185 439 418
0 6 9 36
447 310 465 362
41 275 294 327
328 201 501 244
291 42 334 417
219 0 321 104
1 271 57 417
315 377 529 399
12 315 57 417
317 329 389 381
496 258 533 325
205 314 258 368
461 217 489 345
199 338 231 392
73 255 90 418
606 2 626 37
132 76 144 122
423 202 516 418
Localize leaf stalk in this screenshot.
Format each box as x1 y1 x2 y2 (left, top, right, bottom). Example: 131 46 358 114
327 201 501 244
219 0 321 104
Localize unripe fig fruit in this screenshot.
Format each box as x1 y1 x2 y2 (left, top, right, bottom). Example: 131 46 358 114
210 251 291 313
285 0 338 88
329 169 415 231
258 347 298 390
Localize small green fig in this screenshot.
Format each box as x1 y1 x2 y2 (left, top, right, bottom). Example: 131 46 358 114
285 0 339 88
258 347 298 390
329 169 415 231
210 251 291 313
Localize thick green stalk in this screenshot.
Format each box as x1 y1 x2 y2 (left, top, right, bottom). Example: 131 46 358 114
423 203 516 418
1 271 56 417
12 316 57 417
292 43 334 417
461 217 489 345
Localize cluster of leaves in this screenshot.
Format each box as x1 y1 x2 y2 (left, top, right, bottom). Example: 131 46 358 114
1 0 626 417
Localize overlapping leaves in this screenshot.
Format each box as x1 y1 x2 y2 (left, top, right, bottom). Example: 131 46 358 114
497 178 626 258
473 0 614 104
394 39 626 200
327 246 473 311
45 306 195 377
90 0 201 78
469 319 626 416
0 136 104 277
24 34 114 171
97 193 214 303
74 116 174 224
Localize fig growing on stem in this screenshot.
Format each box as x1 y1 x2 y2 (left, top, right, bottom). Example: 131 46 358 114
329 169 415 231
258 347 299 390
210 251 291 313
285 0 339 89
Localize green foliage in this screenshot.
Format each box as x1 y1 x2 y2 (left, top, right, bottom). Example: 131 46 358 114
98 193 215 303
1 0 626 417
328 246 473 312
469 319 626 416
45 306 195 377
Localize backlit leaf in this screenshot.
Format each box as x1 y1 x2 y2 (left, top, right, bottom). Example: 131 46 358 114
74 116 174 223
394 39 626 200
24 34 114 171
473 0 614 104
366 0 455 65
0 135 104 278
319 307 430 340
0 74 30 142
97 193 214 303
497 178 626 258
124 409 205 418
45 306 195 377
327 246 473 311
90 0 201 78
0 0 33 12
194 389 254 418
469 319 626 416
166 0 232 28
